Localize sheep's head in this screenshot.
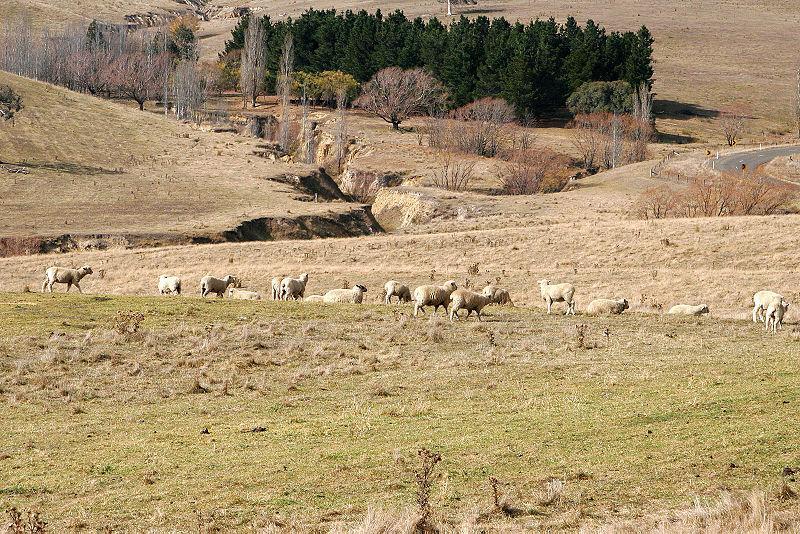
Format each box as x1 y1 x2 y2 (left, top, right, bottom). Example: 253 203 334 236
299 273 309 283
223 275 238 286
444 280 458 292
354 284 367 293
482 285 495 297
80 266 93 275
538 279 550 288
782 300 790 312
620 298 629 310
699 304 710 314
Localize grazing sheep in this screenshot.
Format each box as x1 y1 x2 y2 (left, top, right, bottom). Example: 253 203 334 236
280 273 309 301
304 295 324 303
449 289 493 322
753 290 783 323
538 279 576 315
42 265 93 293
227 287 262 300
667 304 709 316
200 275 237 298
323 284 368 304
413 280 458 317
586 298 629 315
158 275 182 295
384 280 412 304
482 285 513 306
271 276 284 300
765 296 790 334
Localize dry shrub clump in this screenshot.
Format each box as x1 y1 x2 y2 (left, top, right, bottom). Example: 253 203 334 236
427 97 515 157
571 112 651 172
633 172 796 219
431 156 475 192
0 237 43 258
499 148 570 194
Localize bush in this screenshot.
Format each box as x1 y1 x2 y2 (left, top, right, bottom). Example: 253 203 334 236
566 80 633 115
431 157 475 192
499 148 568 195
427 97 515 157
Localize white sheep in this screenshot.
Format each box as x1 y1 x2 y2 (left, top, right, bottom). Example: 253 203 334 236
271 276 284 300
384 280 412 304
765 296 790 334
158 275 182 295
227 287 262 300
482 285 513 306
449 289 493 322
42 265 93 293
323 284 368 304
200 275 237 298
304 295 324 303
538 279 576 315
667 304 709 316
753 290 783 323
586 298 629 315
413 280 458 317
280 273 309 301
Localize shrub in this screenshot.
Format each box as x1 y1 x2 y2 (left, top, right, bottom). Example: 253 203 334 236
499 148 568 195
427 97 515 157
567 80 633 115
431 157 475 192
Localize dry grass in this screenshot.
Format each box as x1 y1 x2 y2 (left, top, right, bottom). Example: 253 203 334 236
0 72 365 240
1 292 799 531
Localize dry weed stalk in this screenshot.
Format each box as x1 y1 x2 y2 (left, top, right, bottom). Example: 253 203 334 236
414 448 442 533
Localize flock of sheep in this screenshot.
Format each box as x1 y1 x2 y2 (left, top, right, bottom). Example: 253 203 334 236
40 265 791 333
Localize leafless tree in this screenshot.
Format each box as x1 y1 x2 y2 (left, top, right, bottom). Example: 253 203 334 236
795 66 800 139
333 88 349 172
240 16 266 109
500 148 567 194
172 60 207 121
277 34 294 151
428 97 515 157
108 38 170 111
299 85 315 163
355 67 445 130
720 107 746 146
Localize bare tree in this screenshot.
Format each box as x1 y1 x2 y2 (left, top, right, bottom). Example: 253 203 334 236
355 67 445 130
334 88 349 172
431 156 474 191
720 107 746 146
172 60 207 121
299 84 315 163
109 38 169 111
240 16 266 109
500 148 566 194
277 34 294 151
0 84 23 163
795 66 800 139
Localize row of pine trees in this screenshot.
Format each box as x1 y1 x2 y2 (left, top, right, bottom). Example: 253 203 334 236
221 9 654 117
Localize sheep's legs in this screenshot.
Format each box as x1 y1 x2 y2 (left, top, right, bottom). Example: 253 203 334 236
75 283 82 294
752 306 760 323
546 300 552 314
65 282 72 292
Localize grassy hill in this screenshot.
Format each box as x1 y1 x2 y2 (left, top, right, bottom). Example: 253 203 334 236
0 72 377 247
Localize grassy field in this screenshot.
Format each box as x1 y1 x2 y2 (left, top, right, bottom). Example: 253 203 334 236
1 292 799 531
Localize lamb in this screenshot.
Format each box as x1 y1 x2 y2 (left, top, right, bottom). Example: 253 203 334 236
323 284 368 304
667 304 709 316
764 296 790 334
482 285 513 306
200 275 237 298
449 289 493 322
384 280 412 304
413 280 458 317
538 279 576 315
158 275 182 295
271 276 284 300
227 287 262 300
753 290 783 323
42 265 93 293
280 273 309 300
586 298 629 315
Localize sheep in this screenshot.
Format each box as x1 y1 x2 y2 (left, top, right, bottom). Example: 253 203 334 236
200 275 237 298
304 295 324 303
413 280 458 317
227 287 262 300
667 304 709 316
753 290 783 323
42 265 93 293
449 289 493 322
271 276 284 300
538 279 576 315
384 280 412 304
765 296 790 334
482 285 513 306
280 273 309 301
323 284 368 304
158 275 182 295
586 298 629 315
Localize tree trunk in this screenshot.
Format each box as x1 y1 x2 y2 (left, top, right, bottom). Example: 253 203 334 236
391 119 399 130
138 100 145 111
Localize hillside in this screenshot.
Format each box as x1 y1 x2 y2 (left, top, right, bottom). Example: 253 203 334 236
0 72 379 248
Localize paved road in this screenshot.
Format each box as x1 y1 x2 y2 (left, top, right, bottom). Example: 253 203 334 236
715 145 800 172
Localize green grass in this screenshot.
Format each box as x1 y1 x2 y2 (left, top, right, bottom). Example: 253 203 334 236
0 293 798 530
